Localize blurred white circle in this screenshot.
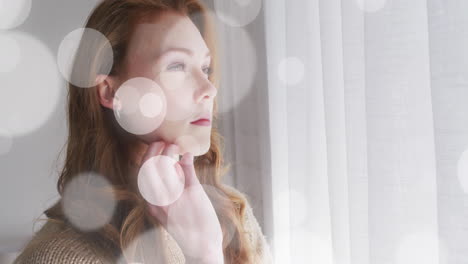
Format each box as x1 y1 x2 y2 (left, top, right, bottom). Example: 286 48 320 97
166 184 225 259
117 226 166 263
457 148 468 194
214 0 262 27
0 0 32 30
62 172 116 232
114 81 140 116
278 57 305 86
114 77 167 135
57 28 114 88
217 27 257 114
139 92 163 118
0 129 13 155
0 34 21 73
396 232 448 264
355 0 387 13
0 31 61 137
273 189 308 228
138 155 185 206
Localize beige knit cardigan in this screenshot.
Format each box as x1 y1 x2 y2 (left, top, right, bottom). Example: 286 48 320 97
13 187 273 264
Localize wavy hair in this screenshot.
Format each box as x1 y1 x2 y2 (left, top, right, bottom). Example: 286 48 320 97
37 0 254 263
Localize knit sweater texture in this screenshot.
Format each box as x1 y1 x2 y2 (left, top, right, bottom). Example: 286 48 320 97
13 187 273 264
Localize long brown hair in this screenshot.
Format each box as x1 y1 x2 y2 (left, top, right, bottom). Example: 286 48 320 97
38 0 255 263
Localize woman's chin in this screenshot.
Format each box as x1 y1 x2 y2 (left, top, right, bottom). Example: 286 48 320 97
196 142 211 156
177 140 210 157
135 132 211 157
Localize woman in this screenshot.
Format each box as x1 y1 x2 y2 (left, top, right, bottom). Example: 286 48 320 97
13 0 272 263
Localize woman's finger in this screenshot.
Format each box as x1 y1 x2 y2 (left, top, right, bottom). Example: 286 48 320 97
179 152 199 187
141 141 166 164
162 144 180 160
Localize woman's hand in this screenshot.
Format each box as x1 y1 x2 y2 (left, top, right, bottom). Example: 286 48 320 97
139 141 224 264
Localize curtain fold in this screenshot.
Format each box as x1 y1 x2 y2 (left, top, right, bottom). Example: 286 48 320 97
263 0 467 263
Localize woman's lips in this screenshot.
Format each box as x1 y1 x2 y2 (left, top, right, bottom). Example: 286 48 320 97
190 119 211 126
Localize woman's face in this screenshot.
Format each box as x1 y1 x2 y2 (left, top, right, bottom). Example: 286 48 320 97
114 12 217 157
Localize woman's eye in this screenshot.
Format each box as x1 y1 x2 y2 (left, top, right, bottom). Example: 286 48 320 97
167 63 186 71
203 66 213 76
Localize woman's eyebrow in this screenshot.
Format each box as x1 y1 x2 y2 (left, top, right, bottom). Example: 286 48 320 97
155 47 211 61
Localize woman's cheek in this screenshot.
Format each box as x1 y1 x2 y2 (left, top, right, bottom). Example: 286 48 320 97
158 72 196 122
159 71 185 91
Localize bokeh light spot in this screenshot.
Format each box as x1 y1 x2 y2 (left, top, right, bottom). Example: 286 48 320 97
113 77 167 135
0 34 21 73
0 0 32 30
0 31 61 137
278 57 305 86
57 28 114 88
139 92 163 118
138 155 185 206
62 172 116 232
214 0 262 27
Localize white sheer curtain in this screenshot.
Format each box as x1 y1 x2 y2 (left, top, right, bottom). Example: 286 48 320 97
262 0 468 263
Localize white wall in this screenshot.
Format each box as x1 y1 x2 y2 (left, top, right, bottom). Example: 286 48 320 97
0 0 103 255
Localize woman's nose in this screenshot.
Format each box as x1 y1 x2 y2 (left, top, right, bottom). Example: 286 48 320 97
194 72 217 103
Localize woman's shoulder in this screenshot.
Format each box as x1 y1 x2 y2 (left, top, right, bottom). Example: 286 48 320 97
221 184 251 204
221 184 256 215
13 220 113 264
221 184 274 263
220 184 255 219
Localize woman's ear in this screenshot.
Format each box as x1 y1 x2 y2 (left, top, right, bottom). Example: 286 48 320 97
96 74 119 110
